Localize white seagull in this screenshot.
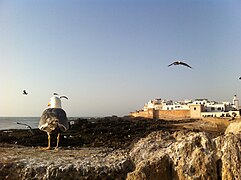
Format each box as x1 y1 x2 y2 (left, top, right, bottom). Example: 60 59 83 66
168 61 192 69
38 94 69 150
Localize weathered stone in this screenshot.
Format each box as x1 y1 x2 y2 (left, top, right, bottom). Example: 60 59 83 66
126 153 173 180
0 147 134 180
219 134 241 180
225 120 241 135
128 131 217 180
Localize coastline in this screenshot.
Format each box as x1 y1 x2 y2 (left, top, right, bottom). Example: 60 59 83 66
0 116 224 149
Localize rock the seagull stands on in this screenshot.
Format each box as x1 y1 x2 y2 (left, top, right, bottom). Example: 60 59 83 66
38 94 69 150
168 61 192 68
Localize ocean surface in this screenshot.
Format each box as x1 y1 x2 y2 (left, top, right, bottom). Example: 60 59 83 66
0 117 81 130
0 117 40 130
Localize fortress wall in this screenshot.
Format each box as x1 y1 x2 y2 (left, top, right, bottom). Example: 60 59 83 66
130 109 154 119
157 110 190 119
130 109 190 119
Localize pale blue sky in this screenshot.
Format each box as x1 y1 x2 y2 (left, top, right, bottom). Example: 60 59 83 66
1 0 241 117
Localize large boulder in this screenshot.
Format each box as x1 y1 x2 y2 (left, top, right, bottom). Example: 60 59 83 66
128 131 217 180
215 133 241 179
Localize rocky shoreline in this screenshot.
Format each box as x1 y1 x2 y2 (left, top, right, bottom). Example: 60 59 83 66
1 116 239 179
0 117 207 149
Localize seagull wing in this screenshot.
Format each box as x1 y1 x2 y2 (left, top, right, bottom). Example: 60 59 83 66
39 108 69 133
60 96 68 100
168 62 176 67
179 62 192 68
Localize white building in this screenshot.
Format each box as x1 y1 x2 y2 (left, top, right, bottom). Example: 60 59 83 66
143 98 191 111
143 98 162 111
233 95 239 110
193 99 209 105
193 98 234 112
162 101 190 110
141 96 240 118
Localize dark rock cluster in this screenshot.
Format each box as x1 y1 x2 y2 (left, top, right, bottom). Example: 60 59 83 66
0 116 200 149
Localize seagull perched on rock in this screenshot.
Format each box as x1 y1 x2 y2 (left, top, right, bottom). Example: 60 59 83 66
168 61 192 69
22 90 28 95
38 94 69 150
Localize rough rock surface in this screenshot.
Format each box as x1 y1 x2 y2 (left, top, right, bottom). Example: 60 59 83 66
127 131 217 180
128 129 241 180
0 146 133 180
225 120 241 135
215 133 241 180
1 117 241 179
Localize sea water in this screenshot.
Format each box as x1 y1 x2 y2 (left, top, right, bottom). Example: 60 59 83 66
0 117 40 130
0 117 93 130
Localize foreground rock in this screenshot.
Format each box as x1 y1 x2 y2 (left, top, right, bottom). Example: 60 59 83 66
1 117 239 179
0 146 133 180
128 131 217 180
127 123 241 180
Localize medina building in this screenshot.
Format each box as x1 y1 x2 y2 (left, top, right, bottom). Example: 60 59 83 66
130 96 240 119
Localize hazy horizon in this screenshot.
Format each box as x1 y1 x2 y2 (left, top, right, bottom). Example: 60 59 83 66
1 0 241 117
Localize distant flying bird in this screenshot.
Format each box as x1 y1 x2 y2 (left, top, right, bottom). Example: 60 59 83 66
168 61 192 69
23 90 28 95
38 94 69 150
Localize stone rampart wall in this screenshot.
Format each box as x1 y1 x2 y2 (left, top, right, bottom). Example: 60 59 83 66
130 109 190 119
157 110 190 119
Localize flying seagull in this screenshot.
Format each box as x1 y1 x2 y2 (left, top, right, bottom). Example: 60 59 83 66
23 90 28 95
38 94 69 150
168 61 192 69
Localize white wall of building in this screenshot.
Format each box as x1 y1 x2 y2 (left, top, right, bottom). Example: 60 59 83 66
233 95 239 110
162 104 190 110
141 96 239 118
201 111 240 118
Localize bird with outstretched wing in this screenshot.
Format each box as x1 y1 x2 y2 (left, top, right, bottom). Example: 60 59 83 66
168 61 192 69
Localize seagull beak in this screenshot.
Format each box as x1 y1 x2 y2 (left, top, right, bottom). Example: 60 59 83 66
47 102 51 107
